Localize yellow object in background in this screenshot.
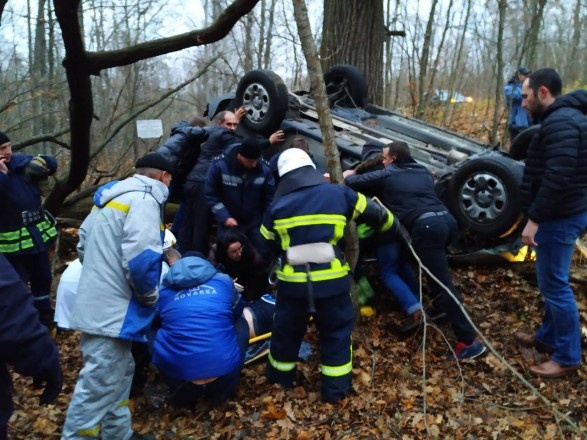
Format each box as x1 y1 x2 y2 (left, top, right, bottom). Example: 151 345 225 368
500 245 535 262
360 306 375 317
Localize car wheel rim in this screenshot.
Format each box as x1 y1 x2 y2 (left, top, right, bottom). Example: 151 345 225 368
242 82 270 124
459 172 507 224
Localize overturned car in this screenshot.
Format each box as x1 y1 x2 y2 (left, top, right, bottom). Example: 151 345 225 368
205 65 533 258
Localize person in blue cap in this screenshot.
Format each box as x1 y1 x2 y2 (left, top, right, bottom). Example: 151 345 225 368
505 66 533 146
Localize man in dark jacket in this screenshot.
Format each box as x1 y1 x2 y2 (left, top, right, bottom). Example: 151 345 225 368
344 141 486 360
0 131 58 327
1 254 63 440
261 148 398 403
178 109 283 254
515 68 587 378
205 138 275 262
156 117 210 237
156 117 209 201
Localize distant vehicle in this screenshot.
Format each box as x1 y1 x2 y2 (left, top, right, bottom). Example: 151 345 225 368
205 65 535 258
427 89 474 104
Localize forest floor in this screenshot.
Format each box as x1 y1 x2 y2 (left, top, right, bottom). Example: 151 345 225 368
7 106 587 439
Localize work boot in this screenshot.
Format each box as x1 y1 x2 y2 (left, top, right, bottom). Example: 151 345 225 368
398 310 423 334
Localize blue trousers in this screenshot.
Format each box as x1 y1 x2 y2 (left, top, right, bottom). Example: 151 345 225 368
534 212 587 367
377 241 421 315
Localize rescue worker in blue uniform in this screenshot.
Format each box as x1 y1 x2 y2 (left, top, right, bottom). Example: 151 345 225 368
205 138 275 262
0 131 58 326
260 149 399 403
1 254 63 440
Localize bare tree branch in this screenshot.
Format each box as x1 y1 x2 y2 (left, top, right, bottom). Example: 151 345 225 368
13 129 71 151
83 0 261 75
44 0 258 214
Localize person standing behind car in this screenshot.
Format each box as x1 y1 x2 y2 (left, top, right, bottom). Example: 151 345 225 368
505 66 533 146
515 69 587 378
179 108 284 254
156 116 210 238
0 131 59 328
344 141 486 360
179 110 244 254
61 153 172 440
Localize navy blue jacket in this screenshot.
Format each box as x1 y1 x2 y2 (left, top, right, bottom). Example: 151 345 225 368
186 125 240 183
152 256 242 381
261 169 395 299
521 89 587 222
205 145 275 229
156 122 210 185
344 162 446 229
0 153 58 254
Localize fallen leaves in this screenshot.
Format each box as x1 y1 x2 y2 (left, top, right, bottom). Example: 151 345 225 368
7 238 587 439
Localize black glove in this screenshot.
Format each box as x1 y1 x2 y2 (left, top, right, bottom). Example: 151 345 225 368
25 156 51 181
34 361 63 406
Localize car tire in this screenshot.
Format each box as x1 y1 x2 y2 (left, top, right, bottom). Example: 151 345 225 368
446 153 524 238
509 124 539 160
324 64 369 108
234 70 289 134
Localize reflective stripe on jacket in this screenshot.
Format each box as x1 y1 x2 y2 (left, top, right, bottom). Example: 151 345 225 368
0 218 57 253
261 182 394 298
0 153 58 255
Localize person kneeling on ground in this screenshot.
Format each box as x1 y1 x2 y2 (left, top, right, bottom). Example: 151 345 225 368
151 253 274 407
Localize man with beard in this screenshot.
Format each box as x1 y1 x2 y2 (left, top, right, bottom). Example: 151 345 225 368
515 68 587 378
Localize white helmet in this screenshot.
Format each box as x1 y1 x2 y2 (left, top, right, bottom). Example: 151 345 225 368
163 229 177 250
277 148 316 177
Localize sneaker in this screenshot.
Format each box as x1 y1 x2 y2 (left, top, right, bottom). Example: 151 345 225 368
447 339 486 360
244 340 271 365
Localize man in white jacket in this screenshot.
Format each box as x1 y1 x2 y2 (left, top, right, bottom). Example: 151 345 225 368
62 153 172 440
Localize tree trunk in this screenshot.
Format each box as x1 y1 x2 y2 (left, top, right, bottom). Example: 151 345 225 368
416 0 438 118
292 0 359 276
564 0 582 85
320 0 385 105
524 0 547 65
442 0 472 126
490 0 507 146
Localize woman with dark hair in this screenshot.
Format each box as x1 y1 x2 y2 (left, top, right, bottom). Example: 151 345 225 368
210 229 270 301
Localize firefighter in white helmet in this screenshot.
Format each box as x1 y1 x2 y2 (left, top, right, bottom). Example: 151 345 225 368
260 148 400 403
